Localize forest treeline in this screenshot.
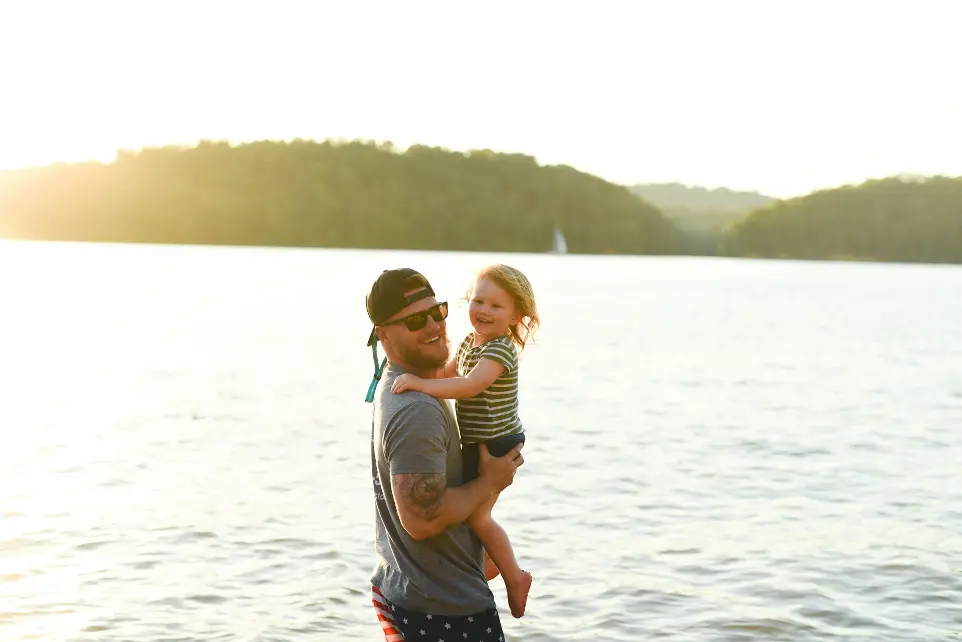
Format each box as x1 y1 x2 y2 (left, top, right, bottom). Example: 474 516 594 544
0 140 682 255
1 141 959 264
720 176 962 263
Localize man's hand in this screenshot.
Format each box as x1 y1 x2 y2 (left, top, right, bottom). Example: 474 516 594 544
392 373 424 394
478 442 524 493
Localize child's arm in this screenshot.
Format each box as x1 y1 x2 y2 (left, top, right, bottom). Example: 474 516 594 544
392 358 504 399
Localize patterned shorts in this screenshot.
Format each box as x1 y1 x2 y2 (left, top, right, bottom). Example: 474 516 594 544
372 585 506 641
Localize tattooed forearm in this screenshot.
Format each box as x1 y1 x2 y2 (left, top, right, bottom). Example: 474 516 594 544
395 473 446 521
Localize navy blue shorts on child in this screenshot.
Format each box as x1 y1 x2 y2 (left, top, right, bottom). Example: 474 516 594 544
461 432 526 483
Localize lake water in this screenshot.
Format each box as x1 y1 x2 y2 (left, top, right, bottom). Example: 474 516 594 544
1 240 960 642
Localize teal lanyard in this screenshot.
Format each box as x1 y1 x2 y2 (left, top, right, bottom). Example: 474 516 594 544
365 343 387 403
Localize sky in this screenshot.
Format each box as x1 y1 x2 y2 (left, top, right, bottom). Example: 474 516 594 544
0 0 960 198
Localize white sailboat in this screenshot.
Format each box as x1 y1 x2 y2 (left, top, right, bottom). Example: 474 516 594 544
551 226 568 254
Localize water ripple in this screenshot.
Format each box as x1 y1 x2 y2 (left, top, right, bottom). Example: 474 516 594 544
2 245 961 641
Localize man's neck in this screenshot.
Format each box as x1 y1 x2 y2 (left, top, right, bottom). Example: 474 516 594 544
387 359 440 379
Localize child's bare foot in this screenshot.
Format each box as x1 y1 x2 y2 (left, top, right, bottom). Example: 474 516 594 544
506 570 532 618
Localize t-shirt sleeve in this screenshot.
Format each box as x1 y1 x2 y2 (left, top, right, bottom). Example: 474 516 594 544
383 399 449 476
480 337 517 373
455 335 472 376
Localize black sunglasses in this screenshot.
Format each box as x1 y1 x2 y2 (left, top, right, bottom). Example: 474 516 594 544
380 302 448 331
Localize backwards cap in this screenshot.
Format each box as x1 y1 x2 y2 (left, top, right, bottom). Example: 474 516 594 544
365 268 436 346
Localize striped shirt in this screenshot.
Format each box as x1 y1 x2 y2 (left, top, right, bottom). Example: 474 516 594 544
455 334 523 444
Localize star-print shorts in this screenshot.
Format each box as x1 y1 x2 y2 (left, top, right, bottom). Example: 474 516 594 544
372 585 506 641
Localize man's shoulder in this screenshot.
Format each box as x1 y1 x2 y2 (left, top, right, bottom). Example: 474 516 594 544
376 380 449 429
376 366 456 428
379 385 445 416
375 385 455 462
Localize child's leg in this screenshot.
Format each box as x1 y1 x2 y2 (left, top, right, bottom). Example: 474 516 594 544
484 550 500 581
468 492 521 579
467 492 532 618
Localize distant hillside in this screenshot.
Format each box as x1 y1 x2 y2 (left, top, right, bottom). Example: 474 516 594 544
629 183 776 254
630 183 775 213
720 176 962 263
0 140 683 255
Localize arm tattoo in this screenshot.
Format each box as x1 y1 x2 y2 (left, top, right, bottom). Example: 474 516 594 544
396 473 446 521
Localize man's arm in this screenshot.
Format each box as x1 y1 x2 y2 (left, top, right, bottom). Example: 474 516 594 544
392 441 524 541
392 472 495 541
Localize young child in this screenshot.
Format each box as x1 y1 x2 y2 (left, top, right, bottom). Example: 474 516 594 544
391 263 540 618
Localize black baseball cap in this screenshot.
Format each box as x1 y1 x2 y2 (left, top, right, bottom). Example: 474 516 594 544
365 268 436 346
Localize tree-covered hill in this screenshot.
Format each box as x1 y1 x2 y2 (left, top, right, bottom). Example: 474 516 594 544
0 140 683 255
720 176 962 263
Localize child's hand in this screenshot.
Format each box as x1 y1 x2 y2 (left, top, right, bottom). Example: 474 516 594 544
392 373 423 394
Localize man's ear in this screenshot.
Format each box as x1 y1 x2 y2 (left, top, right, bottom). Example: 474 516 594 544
375 326 389 345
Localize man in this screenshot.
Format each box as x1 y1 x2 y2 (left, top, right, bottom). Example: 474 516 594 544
365 268 524 641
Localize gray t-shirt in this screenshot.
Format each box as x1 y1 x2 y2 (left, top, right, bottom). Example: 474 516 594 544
370 363 495 615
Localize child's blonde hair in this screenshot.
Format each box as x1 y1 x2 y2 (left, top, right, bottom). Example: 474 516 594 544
466 263 540 350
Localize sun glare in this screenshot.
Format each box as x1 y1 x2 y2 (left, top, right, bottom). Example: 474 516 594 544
0 144 117 172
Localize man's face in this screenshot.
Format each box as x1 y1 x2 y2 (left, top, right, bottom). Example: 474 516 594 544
379 292 450 371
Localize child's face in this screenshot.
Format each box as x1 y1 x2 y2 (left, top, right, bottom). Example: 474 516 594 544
468 277 520 340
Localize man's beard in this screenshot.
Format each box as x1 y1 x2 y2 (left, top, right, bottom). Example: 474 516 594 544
399 337 450 371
